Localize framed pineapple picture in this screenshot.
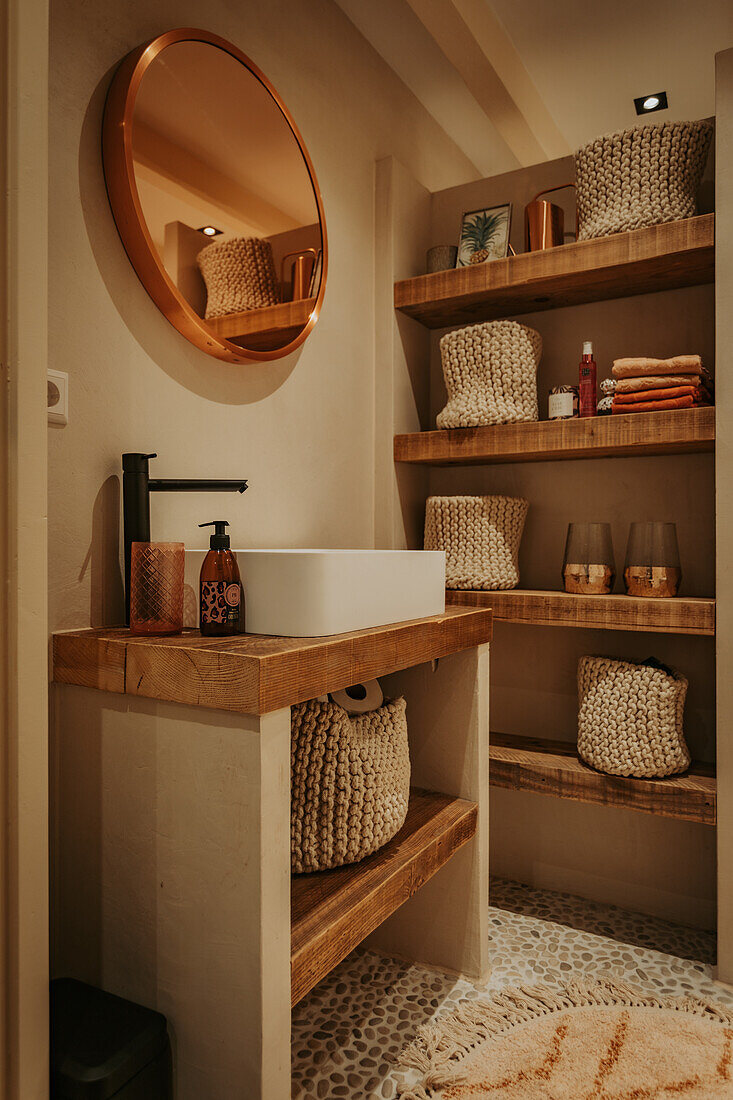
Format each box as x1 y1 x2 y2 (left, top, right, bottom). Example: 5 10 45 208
456 203 512 267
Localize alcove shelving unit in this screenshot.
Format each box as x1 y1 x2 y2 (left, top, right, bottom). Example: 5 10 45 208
393 212 717 830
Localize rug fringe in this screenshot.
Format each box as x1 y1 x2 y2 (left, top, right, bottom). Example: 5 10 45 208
395 978 733 1097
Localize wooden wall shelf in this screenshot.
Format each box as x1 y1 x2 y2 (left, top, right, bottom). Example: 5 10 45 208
394 215 714 328
448 590 715 636
290 788 477 1006
394 407 715 466
207 297 316 351
490 733 716 825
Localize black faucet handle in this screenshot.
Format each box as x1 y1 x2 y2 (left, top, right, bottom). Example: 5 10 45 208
122 452 157 473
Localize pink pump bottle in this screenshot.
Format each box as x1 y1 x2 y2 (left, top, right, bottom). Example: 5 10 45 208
578 340 597 418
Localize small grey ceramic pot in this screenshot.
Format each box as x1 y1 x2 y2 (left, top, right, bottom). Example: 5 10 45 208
426 245 458 273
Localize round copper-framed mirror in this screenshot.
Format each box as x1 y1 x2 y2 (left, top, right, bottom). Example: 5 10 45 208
102 28 327 364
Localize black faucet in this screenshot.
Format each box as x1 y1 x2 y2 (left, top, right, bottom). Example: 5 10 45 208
122 453 248 622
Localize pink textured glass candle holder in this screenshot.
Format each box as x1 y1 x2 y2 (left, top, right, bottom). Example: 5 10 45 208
130 542 185 636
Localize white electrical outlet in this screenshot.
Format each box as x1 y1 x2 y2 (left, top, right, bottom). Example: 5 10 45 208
48 369 68 426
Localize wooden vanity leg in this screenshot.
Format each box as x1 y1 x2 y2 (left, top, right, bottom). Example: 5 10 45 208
368 644 490 980
51 688 292 1100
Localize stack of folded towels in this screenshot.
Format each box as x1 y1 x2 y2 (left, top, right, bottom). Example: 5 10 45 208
610 355 713 415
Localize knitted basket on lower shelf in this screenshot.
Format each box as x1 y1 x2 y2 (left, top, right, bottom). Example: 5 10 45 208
291 696 410 873
425 494 529 590
197 236 280 319
574 120 713 241
577 655 690 778
436 320 541 428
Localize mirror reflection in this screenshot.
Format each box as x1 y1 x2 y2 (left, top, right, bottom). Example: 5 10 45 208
130 40 323 354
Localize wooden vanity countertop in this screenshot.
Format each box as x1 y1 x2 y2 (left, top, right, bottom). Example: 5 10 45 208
52 607 493 716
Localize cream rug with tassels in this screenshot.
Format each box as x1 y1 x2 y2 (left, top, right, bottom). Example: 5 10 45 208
395 979 733 1098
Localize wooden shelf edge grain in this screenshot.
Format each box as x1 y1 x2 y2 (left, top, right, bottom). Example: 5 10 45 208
52 607 493 716
490 733 716 825
394 407 715 466
290 789 477 1006
394 215 714 328
207 297 316 349
447 589 715 635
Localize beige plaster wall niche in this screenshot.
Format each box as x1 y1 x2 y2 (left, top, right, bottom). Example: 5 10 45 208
47 0 483 633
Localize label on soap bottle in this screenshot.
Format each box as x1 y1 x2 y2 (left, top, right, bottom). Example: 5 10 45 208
201 581 240 626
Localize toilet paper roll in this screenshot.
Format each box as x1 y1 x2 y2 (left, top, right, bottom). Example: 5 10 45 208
329 679 383 715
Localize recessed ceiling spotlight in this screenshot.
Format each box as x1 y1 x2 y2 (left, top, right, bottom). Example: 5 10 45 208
198 225 223 236
634 91 668 115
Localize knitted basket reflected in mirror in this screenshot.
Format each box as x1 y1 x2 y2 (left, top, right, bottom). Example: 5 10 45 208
425 494 529 591
290 697 410 873
437 320 541 429
577 655 690 779
197 236 280 319
574 120 713 241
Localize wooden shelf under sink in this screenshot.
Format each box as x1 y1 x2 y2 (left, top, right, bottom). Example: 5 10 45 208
394 214 714 328
490 733 716 825
206 296 316 350
290 788 477 1006
447 589 715 636
394 407 715 466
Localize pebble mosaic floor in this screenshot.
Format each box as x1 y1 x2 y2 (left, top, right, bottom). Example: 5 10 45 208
291 876 728 1099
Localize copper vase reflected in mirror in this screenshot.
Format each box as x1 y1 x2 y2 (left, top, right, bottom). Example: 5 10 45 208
624 522 681 598
563 523 615 595
282 248 317 301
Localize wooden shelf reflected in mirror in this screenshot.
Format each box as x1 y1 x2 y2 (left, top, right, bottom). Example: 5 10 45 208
207 297 317 352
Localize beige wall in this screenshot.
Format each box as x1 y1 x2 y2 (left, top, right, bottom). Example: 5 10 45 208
47 0 480 632
3 0 50 1095
420 150 718 929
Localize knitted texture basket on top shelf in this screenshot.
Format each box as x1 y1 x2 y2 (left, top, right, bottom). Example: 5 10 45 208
197 236 280 319
291 696 410 873
574 120 713 241
577 656 690 778
425 495 529 590
437 320 541 429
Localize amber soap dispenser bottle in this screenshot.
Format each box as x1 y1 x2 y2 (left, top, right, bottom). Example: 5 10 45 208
198 521 243 636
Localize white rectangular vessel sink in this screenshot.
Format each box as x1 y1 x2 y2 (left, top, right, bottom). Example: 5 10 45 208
184 549 445 637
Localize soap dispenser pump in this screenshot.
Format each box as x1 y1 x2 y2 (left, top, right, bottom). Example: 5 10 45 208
198 521 243 636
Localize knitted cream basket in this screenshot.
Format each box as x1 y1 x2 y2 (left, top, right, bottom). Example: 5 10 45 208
197 236 280 319
425 495 529 590
575 120 713 241
577 656 690 778
291 696 410 873
437 321 541 428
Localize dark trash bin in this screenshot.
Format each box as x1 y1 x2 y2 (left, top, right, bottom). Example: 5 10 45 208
51 978 172 1099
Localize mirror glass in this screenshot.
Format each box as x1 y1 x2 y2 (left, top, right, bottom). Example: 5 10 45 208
105 33 326 362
